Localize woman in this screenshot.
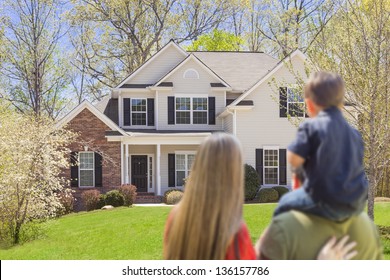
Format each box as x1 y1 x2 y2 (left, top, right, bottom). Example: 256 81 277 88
163 133 357 260
164 133 254 259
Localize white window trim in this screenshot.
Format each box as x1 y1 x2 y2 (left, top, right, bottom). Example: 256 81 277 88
287 85 305 117
79 151 95 188
131 98 147 126
175 96 208 125
263 146 279 186
175 151 196 187
183 68 199 79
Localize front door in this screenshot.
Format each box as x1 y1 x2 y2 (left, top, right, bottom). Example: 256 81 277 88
131 155 148 192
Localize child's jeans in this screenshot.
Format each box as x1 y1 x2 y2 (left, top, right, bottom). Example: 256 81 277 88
273 188 365 222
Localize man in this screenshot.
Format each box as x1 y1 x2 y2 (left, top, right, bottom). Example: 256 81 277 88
255 167 383 260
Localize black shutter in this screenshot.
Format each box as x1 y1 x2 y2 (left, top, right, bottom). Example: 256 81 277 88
168 96 175 125
147 98 155 126
168 154 175 187
279 87 287 118
255 149 263 185
279 149 287 185
208 96 216 125
123 98 131 126
70 152 79 187
95 152 103 187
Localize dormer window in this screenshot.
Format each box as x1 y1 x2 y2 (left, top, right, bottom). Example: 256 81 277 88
183 69 199 79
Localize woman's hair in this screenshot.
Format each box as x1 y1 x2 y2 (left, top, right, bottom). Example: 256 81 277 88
164 133 244 259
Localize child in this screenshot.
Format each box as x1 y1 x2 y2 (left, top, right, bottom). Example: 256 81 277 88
274 71 368 221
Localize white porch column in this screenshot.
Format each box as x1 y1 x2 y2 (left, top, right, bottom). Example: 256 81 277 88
156 144 161 195
125 144 129 184
121 143 124 184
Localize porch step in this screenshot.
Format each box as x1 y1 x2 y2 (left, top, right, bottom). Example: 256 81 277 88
137 192 156 196
135 194 163 204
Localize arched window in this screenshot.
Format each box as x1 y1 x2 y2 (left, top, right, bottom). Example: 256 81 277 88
183 68 199 79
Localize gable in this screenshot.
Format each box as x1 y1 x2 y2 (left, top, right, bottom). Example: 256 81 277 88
55 101 126 136
118 42 187 87
163 58 228 93
69 108 111 132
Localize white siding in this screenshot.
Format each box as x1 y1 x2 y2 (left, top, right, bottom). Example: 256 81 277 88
157 60 225 130
235 56 308 187
128 45 186 84
223 114 233 133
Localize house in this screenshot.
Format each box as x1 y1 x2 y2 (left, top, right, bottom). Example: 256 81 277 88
56 40 309 205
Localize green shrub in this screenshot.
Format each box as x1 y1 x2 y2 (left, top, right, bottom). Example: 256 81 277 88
118 184 137 206
97 194 106 209
244 164 260 201
104 190 124 207
81 190 101 211
272 186 290 200
257 188 279 203
163 189 183 203
165 190 184 205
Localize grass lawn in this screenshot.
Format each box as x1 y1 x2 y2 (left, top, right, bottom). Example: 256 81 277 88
0 203 389 260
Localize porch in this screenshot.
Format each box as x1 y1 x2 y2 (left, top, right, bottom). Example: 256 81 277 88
110 131 212 195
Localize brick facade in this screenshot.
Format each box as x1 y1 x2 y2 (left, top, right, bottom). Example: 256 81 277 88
64 108 121 210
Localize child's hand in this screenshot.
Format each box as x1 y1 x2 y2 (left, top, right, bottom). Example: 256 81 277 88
317 235 358 260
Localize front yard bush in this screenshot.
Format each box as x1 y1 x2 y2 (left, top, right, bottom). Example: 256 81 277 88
163 189 183 203
104 190 124 207
81 190 101 211
58 189 75 215
164 189 184 205
118 184 137 206
272 186 290 200
257 188 279 203
244 164 260 201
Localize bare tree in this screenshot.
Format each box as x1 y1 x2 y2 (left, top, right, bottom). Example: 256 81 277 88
246 0 337 57
66 0 234 92
0 0 70 119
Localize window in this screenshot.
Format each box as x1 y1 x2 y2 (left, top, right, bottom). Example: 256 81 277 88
264 149 278 185
287 86 305 117
193 98 208 124
176 97 208 124
131 98 147 125
183 69 199 79
175 153 195 186
176 97 191 124
79 152 94 187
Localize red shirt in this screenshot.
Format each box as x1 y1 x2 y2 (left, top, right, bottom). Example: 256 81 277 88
225 222 256 260
164 208 256 260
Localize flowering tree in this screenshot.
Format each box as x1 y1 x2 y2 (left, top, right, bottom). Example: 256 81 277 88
0 102 75 244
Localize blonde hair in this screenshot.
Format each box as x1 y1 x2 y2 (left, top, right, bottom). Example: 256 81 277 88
304 71 345 108
164 133 244 259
